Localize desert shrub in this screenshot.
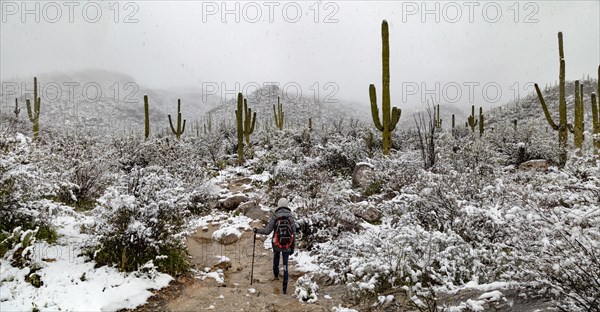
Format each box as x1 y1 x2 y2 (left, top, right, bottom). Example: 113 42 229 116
0 134 58 250
91 166 190 276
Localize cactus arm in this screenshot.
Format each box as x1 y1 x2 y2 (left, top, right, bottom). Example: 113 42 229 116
181 118 186 135
26 99 34 122
369 84 384 131
534 83 559 130
250 112 257 134
389 107 401 131
168 114 177 134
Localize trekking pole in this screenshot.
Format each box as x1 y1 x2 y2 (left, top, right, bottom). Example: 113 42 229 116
250 232 256 285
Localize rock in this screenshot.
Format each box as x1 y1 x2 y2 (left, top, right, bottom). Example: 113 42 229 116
212 227 241 245
519 159 548 171
354 206 382 223
221 195 249 210
226 158 238 166
237 202 270 223
352 162 375 188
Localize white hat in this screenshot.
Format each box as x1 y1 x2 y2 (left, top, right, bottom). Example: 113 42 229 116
277 198 289 208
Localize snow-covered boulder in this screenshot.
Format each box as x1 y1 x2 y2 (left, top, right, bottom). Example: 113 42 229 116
212 227 241 245
221 195 249 210
519 159 548 171
352 162 374 188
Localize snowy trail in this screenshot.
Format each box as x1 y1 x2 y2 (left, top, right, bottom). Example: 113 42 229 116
131 223 348 312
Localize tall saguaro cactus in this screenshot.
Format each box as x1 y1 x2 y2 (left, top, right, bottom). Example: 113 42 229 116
479 107 484 137
144 95 150 140
235 93 245 164
168 99 186 139
568 81 584 149
434 104 442 129
534 32 569 163
273 96 284 129
369 20 401 155
592 66 600 152
26 77 41 138
467 105 478 132
14 98 20 118
241 97 257 146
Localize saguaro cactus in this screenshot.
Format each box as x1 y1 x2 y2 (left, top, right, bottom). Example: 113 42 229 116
235 93 245 164
479 107 484 136
592 66 600 151
467 105 478 132
451 114 455 128
14 98 20 118
369 20 401 155
273 96 284 129
241 97 257 146
534 32 569 163
434 104 442 129
26 77 41 138
144 95 150 140
567 81 584 149
168 99 186 139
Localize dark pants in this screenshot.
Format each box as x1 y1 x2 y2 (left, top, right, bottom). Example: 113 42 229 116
273 251 290 292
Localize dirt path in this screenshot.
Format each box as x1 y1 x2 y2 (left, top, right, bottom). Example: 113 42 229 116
132 221 350 312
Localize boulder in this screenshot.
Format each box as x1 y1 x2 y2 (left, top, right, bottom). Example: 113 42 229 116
519 159 548 171
237 202 270 223
353 206 382 223
221 194 249 210
352 162 375 188
212 227 241 245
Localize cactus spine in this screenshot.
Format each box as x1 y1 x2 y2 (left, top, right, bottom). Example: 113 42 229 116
534 32 568 162
26 77 41 138
144 95 150 140
592 66 600 151
168 99 186 139
568 81 584 149
467 105 478 132
273 96 284 129
369 20 401 155
14 98 20 118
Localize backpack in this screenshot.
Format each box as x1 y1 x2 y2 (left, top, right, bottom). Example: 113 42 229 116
273 216 295 250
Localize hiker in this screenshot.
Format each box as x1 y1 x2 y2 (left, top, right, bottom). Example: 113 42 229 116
253 197 298 294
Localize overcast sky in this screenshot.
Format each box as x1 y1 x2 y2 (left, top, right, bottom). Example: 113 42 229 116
1 1 599 109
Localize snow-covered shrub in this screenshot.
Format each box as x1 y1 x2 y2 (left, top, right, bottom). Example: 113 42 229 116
0 226 38 268
509 163 600 311
294 274 319 303
92 166 190 275
0 133 58 253
296 191 361 250
319 140 364 175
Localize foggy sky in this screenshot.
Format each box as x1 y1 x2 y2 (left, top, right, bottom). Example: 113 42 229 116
1 1 599 110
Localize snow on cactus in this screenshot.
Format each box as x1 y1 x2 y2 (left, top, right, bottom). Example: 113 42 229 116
294 274 319 303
